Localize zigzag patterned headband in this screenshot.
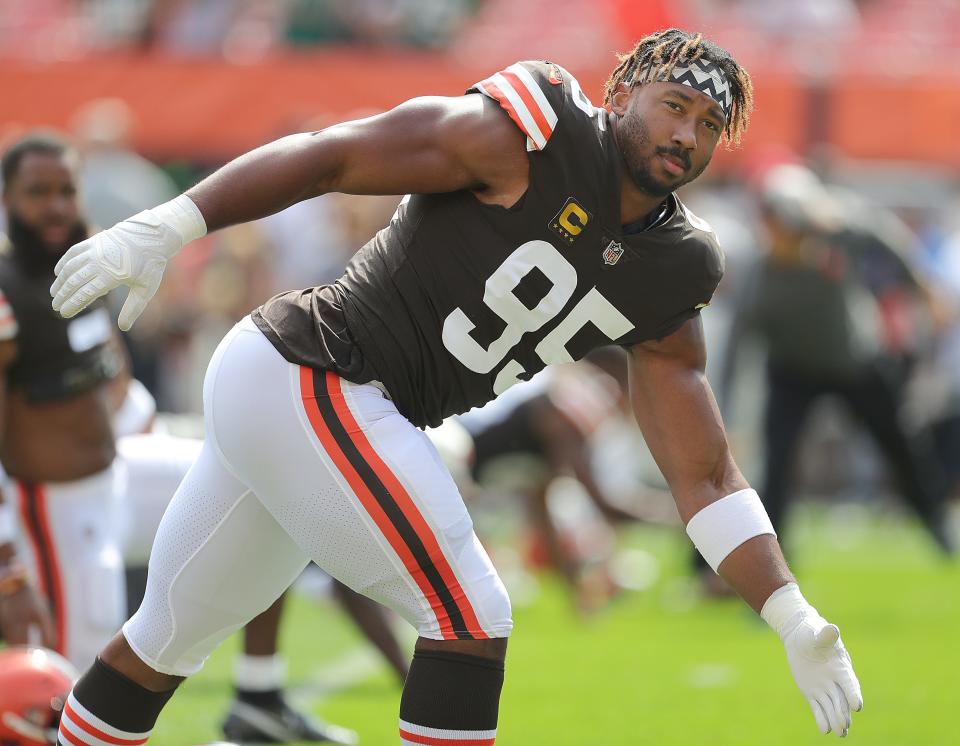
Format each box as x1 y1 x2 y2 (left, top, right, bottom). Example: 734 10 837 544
660 59 732 120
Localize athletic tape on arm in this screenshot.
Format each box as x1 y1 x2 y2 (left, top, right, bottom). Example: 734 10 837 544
685 488 775 572
151 194 207 244
760 582 814 639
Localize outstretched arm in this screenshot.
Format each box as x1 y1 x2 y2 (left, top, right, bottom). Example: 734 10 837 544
187 94 526 232
629 317 862 737
628 318 791 609
51 93 526 328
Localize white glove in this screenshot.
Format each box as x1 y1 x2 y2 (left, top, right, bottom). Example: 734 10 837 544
762 583 863 737
50 195 206 330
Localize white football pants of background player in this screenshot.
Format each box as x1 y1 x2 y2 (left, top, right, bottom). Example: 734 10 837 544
8 380 202 669
122 316 512 677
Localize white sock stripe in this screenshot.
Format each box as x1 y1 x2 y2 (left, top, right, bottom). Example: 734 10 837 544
399 720 497 739
400 734 496 746
400 735 496 746
59 716 95 746
60 713 130 746
65 695 152 741
506 63 559 130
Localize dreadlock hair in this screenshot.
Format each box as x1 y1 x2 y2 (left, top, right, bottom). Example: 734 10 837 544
603 28 753 146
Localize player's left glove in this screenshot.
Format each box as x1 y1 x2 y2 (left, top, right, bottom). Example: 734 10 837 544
50 195 206 330
762 583 863 737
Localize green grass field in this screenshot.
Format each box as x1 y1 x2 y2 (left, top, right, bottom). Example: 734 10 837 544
153 506 958 745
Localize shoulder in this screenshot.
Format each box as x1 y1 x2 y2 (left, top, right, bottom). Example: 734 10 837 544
632 198 725 339
667 197 725 293
468 60 601 152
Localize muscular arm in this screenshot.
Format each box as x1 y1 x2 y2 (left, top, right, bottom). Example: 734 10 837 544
51 93 529 327
629 318 794 612
188 94 528 232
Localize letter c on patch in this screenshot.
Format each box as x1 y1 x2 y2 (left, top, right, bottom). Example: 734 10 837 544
558 203 589 236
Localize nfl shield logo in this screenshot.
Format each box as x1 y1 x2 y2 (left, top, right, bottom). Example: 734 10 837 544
602 240 624 265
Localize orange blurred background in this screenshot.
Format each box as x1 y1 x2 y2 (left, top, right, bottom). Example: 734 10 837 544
1 0 959 166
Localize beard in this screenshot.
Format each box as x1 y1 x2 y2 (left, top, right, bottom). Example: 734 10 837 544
617 112 710 197
6 211 88 279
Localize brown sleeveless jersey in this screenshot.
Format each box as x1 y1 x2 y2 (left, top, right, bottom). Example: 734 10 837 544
0 252 120 403
253 60 724 428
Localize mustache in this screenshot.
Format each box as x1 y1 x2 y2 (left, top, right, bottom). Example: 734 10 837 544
655 145 691 171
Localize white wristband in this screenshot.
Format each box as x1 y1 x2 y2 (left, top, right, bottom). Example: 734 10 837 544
685 488 776 572
760 582 815 640
150 194 207 245
0 500 16 544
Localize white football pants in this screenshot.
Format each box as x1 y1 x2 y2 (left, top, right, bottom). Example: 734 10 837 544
123 317 512 677
11 466 124 670
9 434 202 670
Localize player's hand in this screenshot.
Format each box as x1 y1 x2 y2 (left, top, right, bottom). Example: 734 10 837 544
781 611 863 737
51 212 180 330
0 582 56 649
51 195 205 330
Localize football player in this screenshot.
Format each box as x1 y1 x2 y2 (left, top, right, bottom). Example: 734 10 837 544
457 355 649 613
0 133 355 743
51 29 862 744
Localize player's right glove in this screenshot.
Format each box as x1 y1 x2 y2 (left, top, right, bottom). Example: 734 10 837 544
762 583 863 737
50 194 206 330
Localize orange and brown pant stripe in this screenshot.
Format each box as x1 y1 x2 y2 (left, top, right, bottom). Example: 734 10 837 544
300 367 489 640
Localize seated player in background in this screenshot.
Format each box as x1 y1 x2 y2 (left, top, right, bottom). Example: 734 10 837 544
51 29 862 743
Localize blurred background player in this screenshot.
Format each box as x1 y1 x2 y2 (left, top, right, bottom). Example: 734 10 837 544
0 131 124 667
0 131 363 744
456 352 655 614
705 163 955 589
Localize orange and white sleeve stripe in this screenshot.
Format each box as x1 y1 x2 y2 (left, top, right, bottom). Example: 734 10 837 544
474 63 559 151
0 289 17 341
